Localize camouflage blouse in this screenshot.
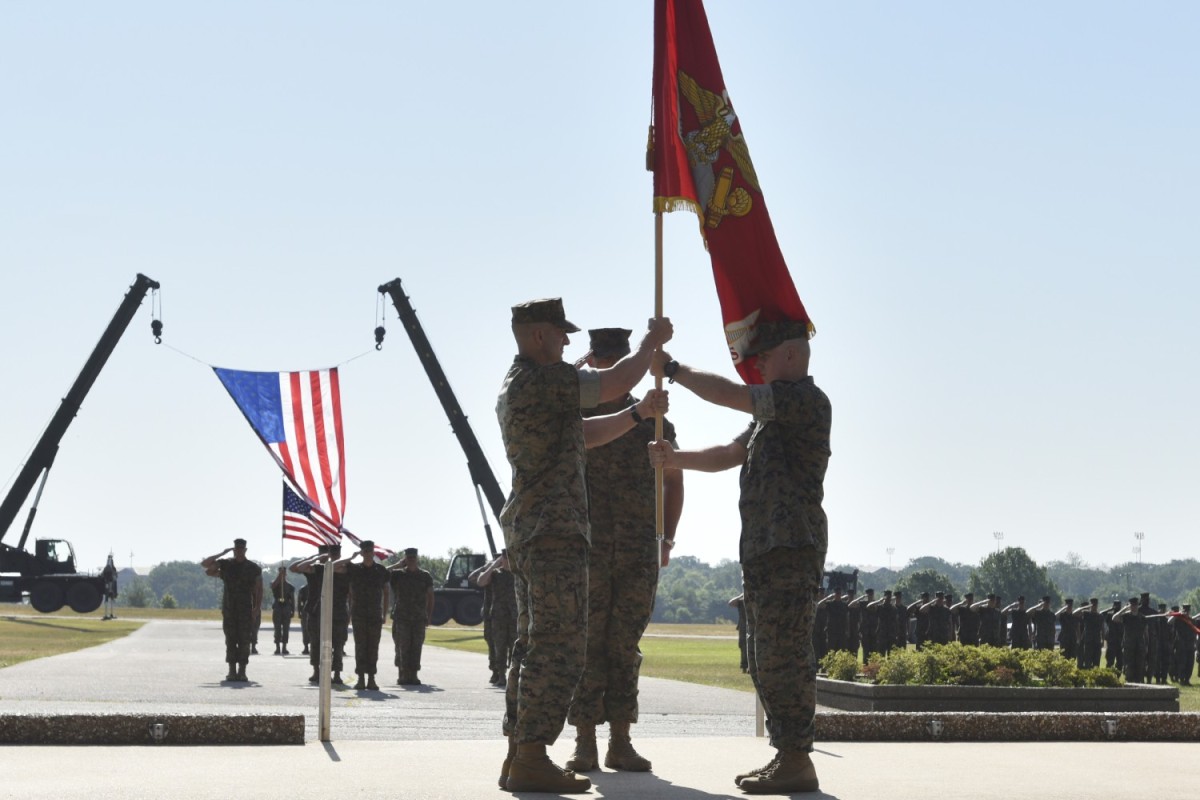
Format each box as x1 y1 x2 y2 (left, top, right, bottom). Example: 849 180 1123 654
583 394 677 547
735 376 832 562
216 558 261 616
390 568 433 621
496 356 601 548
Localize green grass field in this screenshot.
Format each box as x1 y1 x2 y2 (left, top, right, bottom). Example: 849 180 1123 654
0 615 144 669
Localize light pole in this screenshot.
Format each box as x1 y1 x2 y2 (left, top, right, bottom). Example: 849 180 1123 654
992 531 1004 554
886 547 895 571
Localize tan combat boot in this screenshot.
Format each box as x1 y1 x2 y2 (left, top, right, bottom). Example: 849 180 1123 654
504 743 591 793
604 720 651 771
565 724 599 772
498 735 516 789
739 749 819 794
734 752 779 787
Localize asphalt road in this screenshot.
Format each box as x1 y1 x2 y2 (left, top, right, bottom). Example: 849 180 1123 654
0 618 757 741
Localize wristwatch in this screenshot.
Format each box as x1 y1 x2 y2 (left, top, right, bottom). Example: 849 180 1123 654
630 405 644 424
663 360 680 383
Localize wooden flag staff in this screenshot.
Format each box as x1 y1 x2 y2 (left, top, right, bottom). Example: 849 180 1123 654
654 210 666 565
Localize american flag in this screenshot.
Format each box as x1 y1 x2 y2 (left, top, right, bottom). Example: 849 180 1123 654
214 367 347 526
282 481 341 548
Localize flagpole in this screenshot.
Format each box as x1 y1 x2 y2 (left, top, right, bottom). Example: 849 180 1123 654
318 556 333 742
654 210 665 565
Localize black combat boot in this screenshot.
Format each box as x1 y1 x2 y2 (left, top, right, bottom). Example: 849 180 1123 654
281 645 289 655
236 663 248 682
225 663 238 682
333 672 344 685
367 675 379 691
274 643 281 655
354 674 366 690
309 668 320 684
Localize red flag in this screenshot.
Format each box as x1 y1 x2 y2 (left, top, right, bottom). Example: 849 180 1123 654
651 0 813 383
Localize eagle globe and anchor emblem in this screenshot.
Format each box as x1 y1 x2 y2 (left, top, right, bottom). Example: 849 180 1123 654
677 69 761 230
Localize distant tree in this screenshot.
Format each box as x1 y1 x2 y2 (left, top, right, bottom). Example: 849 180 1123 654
894 568 957 599
120 578 155 608
904 556 973 588
1045 553 1108 602
159 593 178 609
148 561 222 609
968 547 1059 605
1182 587 1200 614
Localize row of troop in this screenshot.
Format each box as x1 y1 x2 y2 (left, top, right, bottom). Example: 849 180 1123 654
203 539 435 688
812 587 1199 685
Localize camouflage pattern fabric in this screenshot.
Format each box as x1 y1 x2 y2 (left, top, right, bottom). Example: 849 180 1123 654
1078 609 1104 668
390 568 432 675
503 573 530 737
976 606 1000 646
734 377 830 753
349 562 389 676
1008 608 1031 649
744 546 824 753
1057 610 1079 659
927 605 952 645
568 394 675 727
1122 612 1148 682
956 606 980 646
297 583 310 647
496 356 601 549
215 558 260 664
508 535 588 745
1030 607 1056 650
488 570 518 676
735 377 831 562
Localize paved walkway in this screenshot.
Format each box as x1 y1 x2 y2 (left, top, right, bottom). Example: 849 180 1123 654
2 619 1195 798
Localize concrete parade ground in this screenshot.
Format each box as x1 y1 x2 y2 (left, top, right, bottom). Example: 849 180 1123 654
0 618 1196 799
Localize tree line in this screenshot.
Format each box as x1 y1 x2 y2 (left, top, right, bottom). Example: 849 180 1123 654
116 546 1200 623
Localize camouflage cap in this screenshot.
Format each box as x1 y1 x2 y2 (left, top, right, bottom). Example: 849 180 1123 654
744 320 812 357
359 540 375 551
587 328 632 359
511 298 580 332
233 538 247 548
404 547 418 556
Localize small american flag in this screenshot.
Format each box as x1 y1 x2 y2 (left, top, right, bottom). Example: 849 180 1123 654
344 529 396 561
282 482 341 548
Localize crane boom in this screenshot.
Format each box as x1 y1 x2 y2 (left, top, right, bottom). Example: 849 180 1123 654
378 279 503 558
0 273 160 547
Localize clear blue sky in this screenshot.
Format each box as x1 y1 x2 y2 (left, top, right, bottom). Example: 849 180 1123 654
2 2 1196 575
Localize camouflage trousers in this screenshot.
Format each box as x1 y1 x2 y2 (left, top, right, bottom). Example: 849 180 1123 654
567 532 657 726
307 612 348 671
222 611 256 665
392 616 426 675
272 608 292 645
352 613 384 676
489 605 517 675
743 546 824 753
504 535 587 745
1078 639 1102 669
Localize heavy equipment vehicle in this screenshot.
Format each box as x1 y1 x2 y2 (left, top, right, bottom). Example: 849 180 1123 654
0 274 160 613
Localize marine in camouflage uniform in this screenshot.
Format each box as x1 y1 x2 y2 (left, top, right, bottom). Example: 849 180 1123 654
1003 597 1032 649
496 300 670 794
297 583 311 654
649 320 829 795
202 538 262 682
922 592 953 645
1030 597 1057 650
471 552 519 686
1056 599 1079 660
1170 604 1196 685
952 593 980 646
269 567 295 654
289 546 350 684
564 328 684 774
1115 597 1148 683
389 547 433 685
1074 598 1104 669
346 540 390 690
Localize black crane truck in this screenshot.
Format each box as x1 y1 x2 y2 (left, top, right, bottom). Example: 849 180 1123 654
0 274 160 613
378 278 503 627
